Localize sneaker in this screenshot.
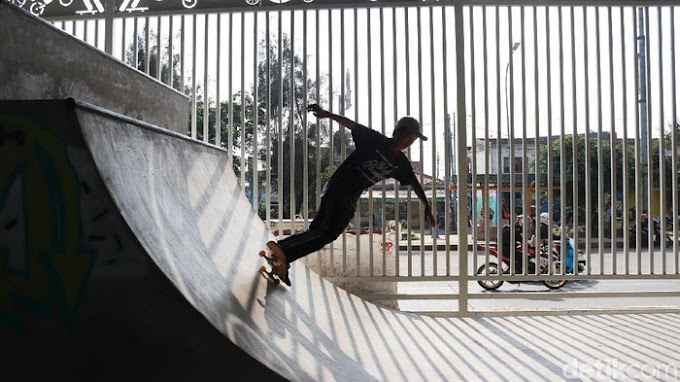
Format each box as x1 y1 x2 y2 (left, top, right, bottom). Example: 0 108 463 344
266 241 291 286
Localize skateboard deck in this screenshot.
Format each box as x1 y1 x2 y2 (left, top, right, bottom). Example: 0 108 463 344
258 250 283 286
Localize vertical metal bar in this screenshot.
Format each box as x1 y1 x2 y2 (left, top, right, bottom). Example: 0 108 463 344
536 6 544 271
596 7 605 272
657 7 667 272
104 0 113 55
145 16 150 74
253 11 259 211
507 6 517 275
327 9 334 274
533 7 548 268
442 6 451 276
337 8 347 276
242 12 247 186
570 6 580 274
621 7 630 274
558 6 566 275
355 8 363 276
417 6 425 275
405 7 412 277
291 10 298 225
181 15 186 94
121 17 126 62
455 2 469 316
468 6 478 274
645 7 654 271
430 6 438 276
378 7 388 276
289 11 295 234
520 6 529 275
671 8 679 270
379 7 387 276
266 11 272 225
215 14 222 146
169 15 174 90
228 12 234 162
302 10 308 224
133 17 139 70
608 7 617 273
156 16 162 81
481 6 490 274
634 7 642 272
84 20 89 46
584 6 593 270
367 8 373 277
393 8 401 275
191 15 197 139
204 14 210 143
315 9 321 265
277 10 283 239
494 6 502 276
543 6 553 276
546 6 554 276
96 20 101 51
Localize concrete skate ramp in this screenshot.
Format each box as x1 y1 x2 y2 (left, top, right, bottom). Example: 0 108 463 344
3 99 680 381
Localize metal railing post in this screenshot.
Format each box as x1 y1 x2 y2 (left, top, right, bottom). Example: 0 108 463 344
455 1 468 316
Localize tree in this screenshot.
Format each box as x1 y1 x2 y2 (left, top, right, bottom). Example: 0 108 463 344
192 33 350 219
125 27 182 92
535 123 678 232
534 134 636 227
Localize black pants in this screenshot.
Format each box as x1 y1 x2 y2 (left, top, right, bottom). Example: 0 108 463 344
278 194 357 264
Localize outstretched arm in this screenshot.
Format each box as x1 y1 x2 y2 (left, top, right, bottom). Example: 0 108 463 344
307 103 357 130
411 182 436 228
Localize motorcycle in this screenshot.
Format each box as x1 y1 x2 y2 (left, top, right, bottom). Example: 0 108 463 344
476 236 567 290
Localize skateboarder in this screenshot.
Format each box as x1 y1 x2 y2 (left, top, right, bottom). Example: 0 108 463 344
267 103 436 285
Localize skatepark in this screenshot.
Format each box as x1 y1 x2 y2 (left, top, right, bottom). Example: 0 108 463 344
2 1 680 380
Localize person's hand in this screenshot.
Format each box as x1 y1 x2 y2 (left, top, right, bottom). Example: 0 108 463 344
425 205 436 228
307 103 330 118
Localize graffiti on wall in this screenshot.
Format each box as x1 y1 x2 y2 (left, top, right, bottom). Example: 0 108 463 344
0 114 96 329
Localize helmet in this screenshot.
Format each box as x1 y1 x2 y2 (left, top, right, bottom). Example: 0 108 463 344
539 212 551 226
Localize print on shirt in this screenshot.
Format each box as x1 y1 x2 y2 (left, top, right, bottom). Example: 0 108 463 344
358 150 397 184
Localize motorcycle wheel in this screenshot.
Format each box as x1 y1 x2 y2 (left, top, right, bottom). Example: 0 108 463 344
542 262 567 289
476 263 504 290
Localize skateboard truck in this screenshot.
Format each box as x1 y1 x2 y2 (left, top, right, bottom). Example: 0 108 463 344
258 250 281 286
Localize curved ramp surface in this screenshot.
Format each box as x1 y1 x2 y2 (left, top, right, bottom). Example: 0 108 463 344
2 99 679 381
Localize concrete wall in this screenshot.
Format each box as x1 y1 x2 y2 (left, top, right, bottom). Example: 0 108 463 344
0 2 189 133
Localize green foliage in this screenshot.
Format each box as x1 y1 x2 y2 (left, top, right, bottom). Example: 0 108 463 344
125 27 182 92
534 121 679 228
188 33 355 218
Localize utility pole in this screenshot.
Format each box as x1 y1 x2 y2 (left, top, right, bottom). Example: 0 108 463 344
446 112 457 232
637 7 649 210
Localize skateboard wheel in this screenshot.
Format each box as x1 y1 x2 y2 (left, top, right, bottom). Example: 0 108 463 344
258 250 266 257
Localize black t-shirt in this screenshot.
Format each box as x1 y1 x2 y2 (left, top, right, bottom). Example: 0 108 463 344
322 124 418 200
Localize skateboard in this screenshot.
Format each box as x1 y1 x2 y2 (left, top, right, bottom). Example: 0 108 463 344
258 250 282 286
